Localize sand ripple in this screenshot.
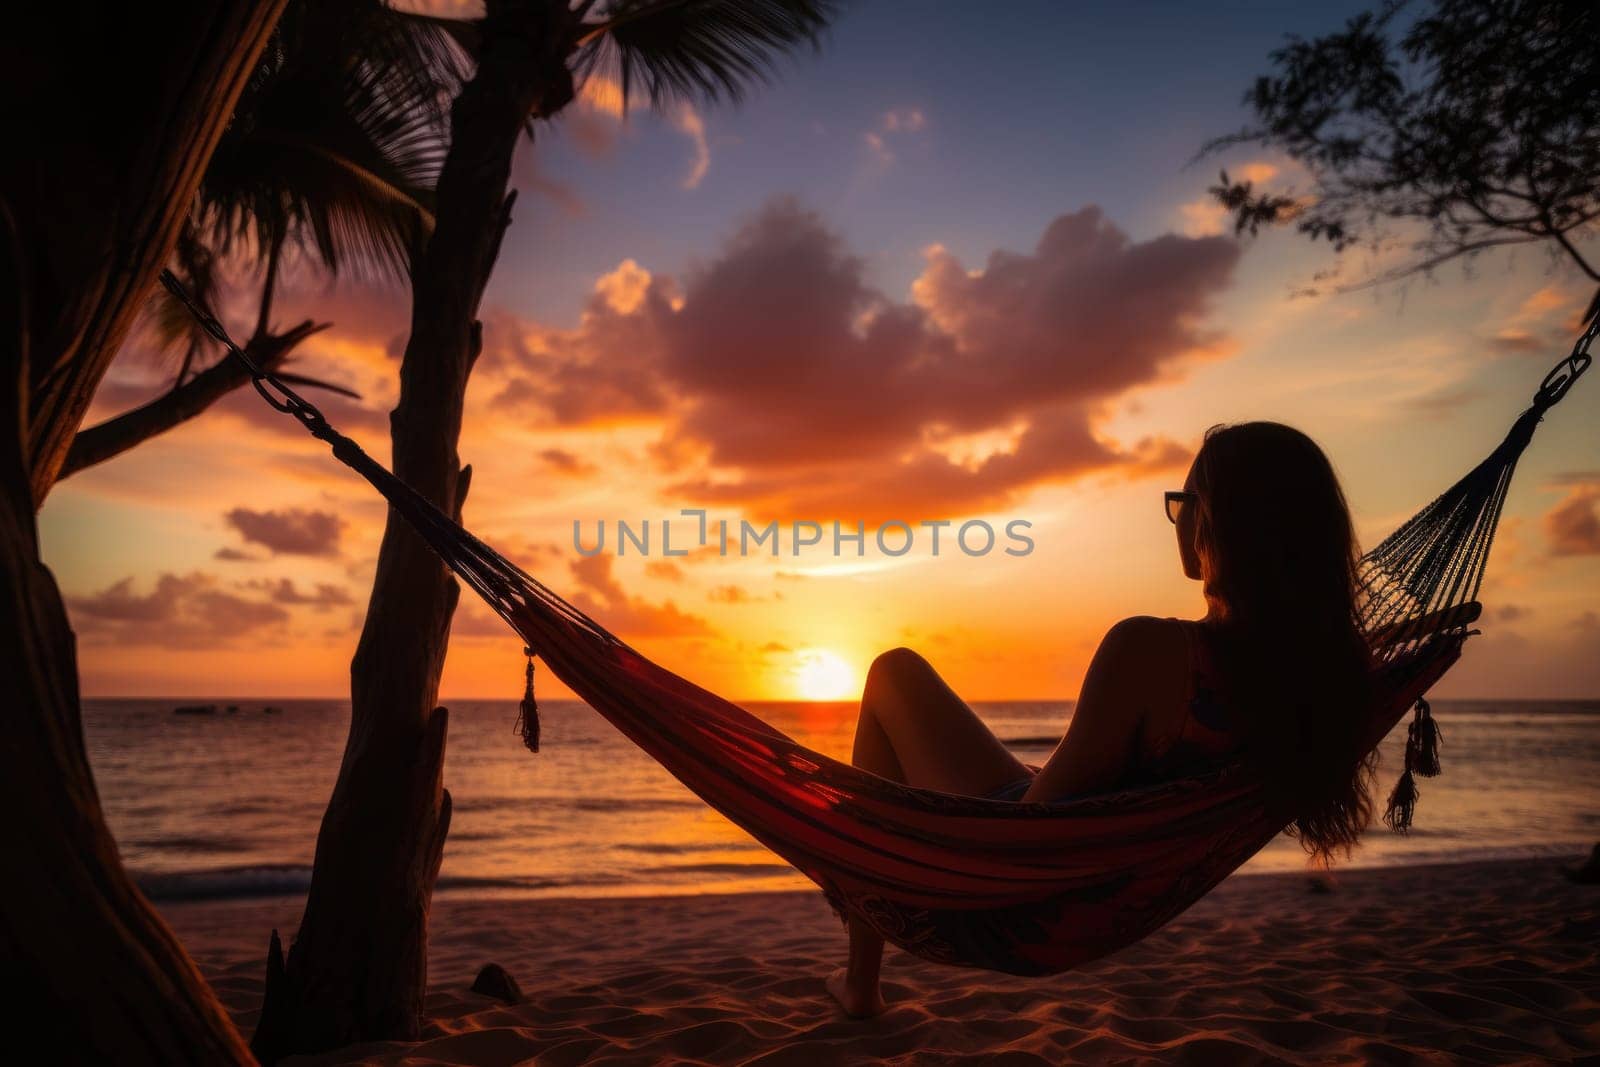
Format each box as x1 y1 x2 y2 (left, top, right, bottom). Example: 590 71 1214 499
164 857 1600 1064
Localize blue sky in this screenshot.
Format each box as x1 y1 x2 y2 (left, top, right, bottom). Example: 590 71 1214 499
495 0 1380 324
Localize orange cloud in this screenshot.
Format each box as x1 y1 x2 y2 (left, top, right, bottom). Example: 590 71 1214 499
565 554 714 640
1545 483 1600 556
646 560 687 581
69 572 292 648
224 507 345 557
1490 284 1587 355
242 577 355 611
864 107 928 165
537 447 597 477
670 103 710 189
488 198 1237 519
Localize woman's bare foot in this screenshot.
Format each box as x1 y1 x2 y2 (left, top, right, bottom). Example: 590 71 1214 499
826 967 887 1018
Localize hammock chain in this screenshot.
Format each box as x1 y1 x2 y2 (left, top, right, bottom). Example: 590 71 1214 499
158 270 338 443
1534 311 1596 411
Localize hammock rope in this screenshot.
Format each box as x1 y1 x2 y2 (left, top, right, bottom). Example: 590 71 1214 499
157 270 1594 975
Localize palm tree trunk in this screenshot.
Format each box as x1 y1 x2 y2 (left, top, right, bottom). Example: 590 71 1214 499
0 3 286 1061
15 4 288 506
252 3 576 1059
0 357 257 1066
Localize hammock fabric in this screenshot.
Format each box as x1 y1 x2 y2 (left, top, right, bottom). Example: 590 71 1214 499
161 271 1593 976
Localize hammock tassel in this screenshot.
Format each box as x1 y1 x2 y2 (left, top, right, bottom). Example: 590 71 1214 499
1404 697 1442 778
1384 698 1440 832
1383 769 1418 832
516 647 540 753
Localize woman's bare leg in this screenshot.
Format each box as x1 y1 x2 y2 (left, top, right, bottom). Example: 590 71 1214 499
826 693 898 1018
827 647 1029 1017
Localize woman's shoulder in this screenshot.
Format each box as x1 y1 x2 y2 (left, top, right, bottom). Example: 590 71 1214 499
1102 614 1193 648
1096 616 1193 673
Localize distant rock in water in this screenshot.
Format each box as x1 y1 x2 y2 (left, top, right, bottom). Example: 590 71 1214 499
471 962 523 1004
262 705 282 714
174 704 217 716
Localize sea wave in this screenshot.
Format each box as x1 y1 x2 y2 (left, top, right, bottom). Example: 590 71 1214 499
136 866 580 902
89 698 1600 902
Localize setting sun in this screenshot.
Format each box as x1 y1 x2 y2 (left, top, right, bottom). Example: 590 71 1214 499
792 649 858 701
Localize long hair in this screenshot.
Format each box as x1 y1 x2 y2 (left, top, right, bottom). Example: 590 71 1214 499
1189 422 1374 864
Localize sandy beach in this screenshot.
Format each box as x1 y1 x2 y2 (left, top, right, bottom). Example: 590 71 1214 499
161 856 1598 1065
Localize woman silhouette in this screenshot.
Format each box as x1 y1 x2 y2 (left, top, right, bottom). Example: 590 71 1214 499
828 422 1376 1017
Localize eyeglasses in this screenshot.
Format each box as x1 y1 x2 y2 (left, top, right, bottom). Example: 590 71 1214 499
1164 490 1196 524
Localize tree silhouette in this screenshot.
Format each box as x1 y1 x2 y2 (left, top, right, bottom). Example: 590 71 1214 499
59 0 467 481
254 2 841 1060
1201 0 1600 310
2 6 287 1060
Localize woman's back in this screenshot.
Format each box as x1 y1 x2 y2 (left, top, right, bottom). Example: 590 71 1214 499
1019 615 1247 803
1122 619 1243 788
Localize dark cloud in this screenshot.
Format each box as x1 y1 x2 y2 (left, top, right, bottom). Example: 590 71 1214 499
538 447 598 477
1406 384 1485 417
68 572 290 648
486 277 676 425
224 507 344 557
449 604 516 639
243 578 354 611
673 415 1189 518
1488 330 1547 354
492 537 566 573
490 198 1237 519
1544 486 1600 556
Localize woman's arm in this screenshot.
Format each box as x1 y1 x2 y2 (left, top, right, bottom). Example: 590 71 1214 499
1020 616 1181 802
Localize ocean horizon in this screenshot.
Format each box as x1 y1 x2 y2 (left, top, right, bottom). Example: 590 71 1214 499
86 697 1600 905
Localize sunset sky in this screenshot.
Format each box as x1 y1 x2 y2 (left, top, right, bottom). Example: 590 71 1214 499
42 0 1600 702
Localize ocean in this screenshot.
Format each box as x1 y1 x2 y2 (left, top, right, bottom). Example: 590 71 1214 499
84 698 1600 903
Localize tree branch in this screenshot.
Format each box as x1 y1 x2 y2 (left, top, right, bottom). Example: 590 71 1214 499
255 229 287 340
58 320 328 480
1331 233 1545 294
1547 223 1600 282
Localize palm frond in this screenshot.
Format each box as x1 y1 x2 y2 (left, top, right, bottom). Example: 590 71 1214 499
255 0 471 126
275 371 362 400
137 0 461 379
187 0 460 288
574 0 838 112
397 10 482 67
202 46 445 283
145 222 224 366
